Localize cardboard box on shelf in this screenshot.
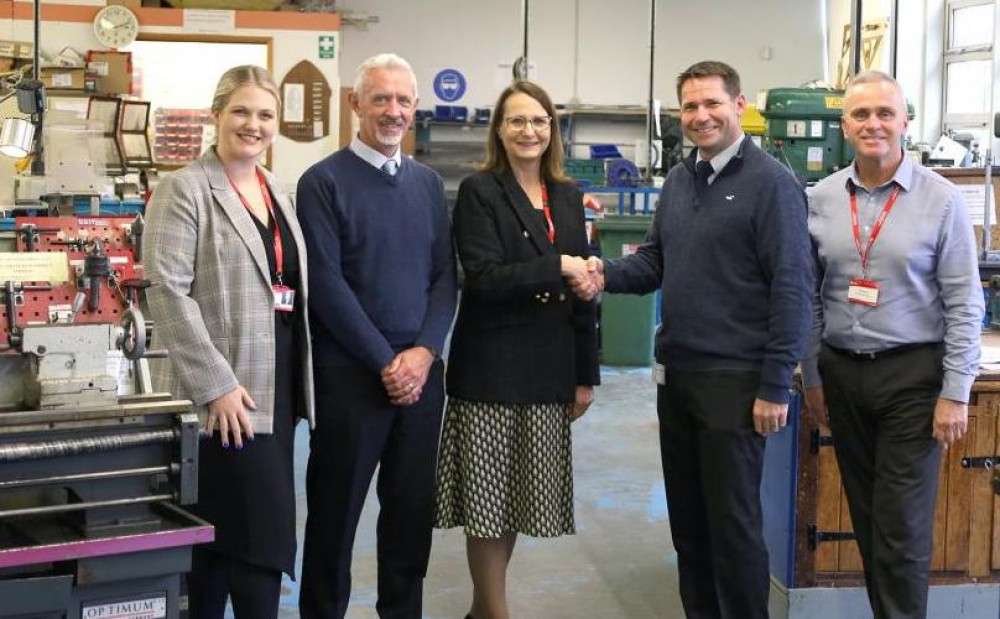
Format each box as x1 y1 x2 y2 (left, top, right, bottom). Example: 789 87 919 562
40 67 86 89
87 51 132 95
0 40 33 60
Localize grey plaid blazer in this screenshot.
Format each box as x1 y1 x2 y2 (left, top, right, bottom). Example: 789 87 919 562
144 148 315 433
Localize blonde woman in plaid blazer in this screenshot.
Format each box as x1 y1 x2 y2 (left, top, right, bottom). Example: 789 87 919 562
145 65 314 619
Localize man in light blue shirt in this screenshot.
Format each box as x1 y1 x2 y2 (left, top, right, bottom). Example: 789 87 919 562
803 71 983 619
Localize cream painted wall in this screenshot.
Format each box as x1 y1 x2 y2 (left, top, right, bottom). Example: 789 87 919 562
0 1 340 185
337 0 827 110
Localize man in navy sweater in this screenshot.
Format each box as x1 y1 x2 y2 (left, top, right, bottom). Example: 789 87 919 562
587 61 813 618
296 53 457 619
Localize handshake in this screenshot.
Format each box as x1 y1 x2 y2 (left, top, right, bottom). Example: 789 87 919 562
561 255 604 302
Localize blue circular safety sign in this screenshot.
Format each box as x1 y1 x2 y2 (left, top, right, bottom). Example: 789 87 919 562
433 69 466 102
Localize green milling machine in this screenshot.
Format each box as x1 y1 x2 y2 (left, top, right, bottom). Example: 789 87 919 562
760 88 853 183
760 87 915 184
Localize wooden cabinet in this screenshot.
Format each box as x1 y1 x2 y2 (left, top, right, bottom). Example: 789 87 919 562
774 371 1000 588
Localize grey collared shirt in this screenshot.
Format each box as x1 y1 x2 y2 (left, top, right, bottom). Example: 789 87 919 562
696 132 745 185
802 156 984 402
350 134 403 171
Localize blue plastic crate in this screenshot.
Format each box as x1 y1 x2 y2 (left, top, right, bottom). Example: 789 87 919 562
434 105 470 122
589 144 623 159
474 108 491 124
72 200 144 217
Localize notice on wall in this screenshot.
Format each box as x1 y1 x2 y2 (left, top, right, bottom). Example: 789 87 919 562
806 146 824 172
183 9 235 33
959 184 997 226
283 84 305 124
0 253 69 282
318 35 336 60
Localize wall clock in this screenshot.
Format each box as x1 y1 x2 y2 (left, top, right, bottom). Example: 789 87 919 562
93 5 139 49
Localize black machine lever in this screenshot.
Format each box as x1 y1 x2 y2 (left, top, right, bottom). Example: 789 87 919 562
2 280 52 350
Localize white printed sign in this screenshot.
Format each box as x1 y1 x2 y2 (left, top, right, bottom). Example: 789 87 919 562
82 596 167 619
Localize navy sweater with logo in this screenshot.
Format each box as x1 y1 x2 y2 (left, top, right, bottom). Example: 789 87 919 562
296 148 457 373
604 137 813 403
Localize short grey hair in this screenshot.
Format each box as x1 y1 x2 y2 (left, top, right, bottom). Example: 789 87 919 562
845 70 903 96
353 53 418 99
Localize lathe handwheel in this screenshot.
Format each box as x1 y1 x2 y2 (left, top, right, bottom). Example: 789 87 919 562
120 307 147 360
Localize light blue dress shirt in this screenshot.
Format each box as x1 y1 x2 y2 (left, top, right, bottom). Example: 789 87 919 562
695 132 745 185
802 156 984 402
350 134 403 171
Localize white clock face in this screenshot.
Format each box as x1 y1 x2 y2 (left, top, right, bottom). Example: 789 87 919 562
94 5 139 49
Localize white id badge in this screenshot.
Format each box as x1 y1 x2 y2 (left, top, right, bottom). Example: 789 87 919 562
847 278 879 307
653 363 666 386
273 285 295 312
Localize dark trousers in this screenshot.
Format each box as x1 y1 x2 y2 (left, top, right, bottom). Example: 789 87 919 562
299 361 445 619
657 370 770 619
186 547 282 619
820 344 943 619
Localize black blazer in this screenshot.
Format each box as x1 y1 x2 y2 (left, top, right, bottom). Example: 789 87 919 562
446 169 600 404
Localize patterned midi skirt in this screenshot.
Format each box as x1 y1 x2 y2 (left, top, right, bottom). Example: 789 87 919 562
434 397 575 538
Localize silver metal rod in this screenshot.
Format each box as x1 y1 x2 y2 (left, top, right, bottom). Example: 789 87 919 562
888 0 899 77
0 465 171 490
522 0 529 79
0 494 174 519
820 0 830 84
983 150 994 260
0 429 176 463
31 0 44 176
850 0 863 77
571 0 580 102
645 0 656 182
32 0 39 82
0 399 191 430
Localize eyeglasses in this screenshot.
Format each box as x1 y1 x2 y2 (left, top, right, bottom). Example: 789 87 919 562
504 116 552 132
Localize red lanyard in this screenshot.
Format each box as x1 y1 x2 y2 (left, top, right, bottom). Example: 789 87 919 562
228 169 284 284
540 183 555 243
850 184 900 275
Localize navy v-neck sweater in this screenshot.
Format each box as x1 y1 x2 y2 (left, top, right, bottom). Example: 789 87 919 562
604 138 813 403
296 148 457 373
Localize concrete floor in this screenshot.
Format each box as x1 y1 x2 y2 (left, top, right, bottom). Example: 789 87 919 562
266 366 683 618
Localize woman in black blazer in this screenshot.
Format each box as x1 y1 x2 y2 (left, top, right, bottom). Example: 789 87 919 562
434 80 600 619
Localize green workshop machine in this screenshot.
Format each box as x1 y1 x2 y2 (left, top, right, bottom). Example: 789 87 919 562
761 87 915 183
760 88 853 183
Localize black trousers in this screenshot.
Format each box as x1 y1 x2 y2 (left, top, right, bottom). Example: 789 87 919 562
299 361 445 619
657 369 769 619
820 343 943 619
186 547 282 619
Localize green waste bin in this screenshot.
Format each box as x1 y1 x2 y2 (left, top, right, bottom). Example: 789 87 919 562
598 214 657 366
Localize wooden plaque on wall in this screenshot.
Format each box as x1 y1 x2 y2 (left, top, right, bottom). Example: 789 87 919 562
279 60 332 143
